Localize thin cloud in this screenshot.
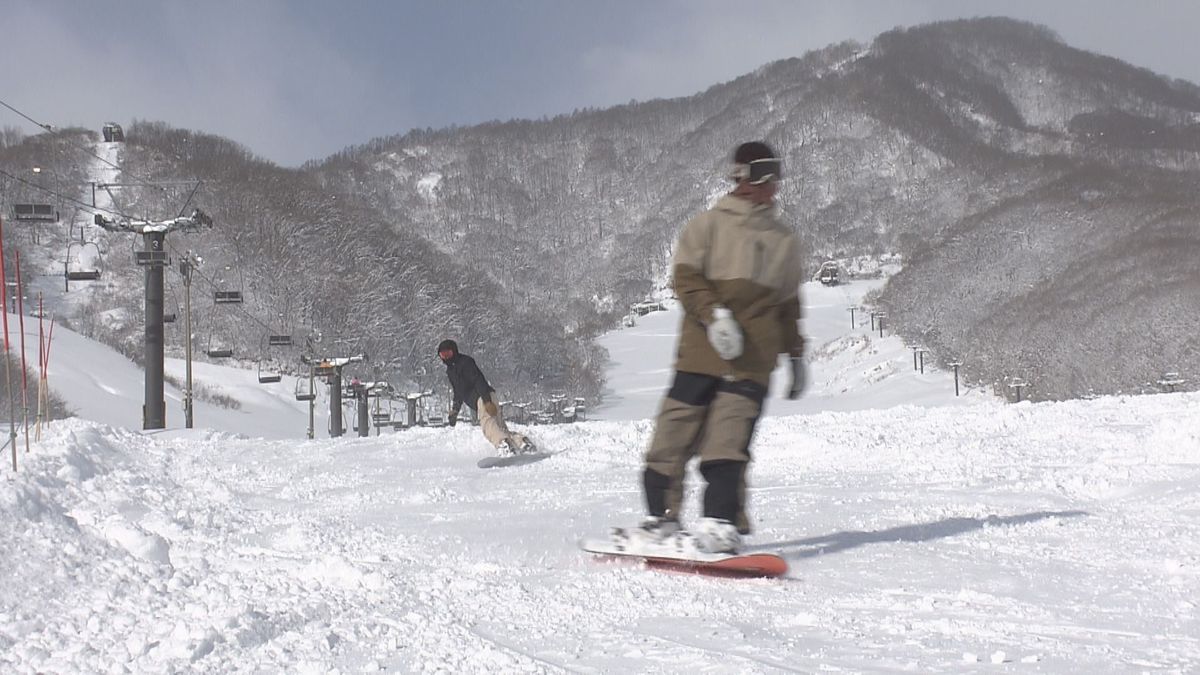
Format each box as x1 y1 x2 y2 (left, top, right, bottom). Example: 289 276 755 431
3 0 1198 166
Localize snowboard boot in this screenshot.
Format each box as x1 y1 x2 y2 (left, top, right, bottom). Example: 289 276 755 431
612 515 680 551
518 438 536 454
690 517 741 554
496 439 516 457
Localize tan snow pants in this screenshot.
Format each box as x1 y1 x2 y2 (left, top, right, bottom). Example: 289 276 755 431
643 372 765 532
477 394 529 450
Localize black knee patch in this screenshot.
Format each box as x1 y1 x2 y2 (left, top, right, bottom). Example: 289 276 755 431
667 372 721 406
717 379 767 405
643 468 671 517
699 460 746 522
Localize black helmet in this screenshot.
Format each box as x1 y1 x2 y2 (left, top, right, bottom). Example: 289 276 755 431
730 141 782 184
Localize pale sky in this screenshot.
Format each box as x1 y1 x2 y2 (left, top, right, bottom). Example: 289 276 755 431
3 0 1198 166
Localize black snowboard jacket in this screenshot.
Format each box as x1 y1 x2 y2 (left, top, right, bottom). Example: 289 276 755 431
443 353 495 414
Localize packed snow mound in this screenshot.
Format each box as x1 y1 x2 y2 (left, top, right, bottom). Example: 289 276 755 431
3 393 1199 672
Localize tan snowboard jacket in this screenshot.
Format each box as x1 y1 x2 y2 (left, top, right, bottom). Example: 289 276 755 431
671 194 804 387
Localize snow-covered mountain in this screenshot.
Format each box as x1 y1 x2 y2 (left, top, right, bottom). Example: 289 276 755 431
309 17 1200 400
5 18 1197 407
2 285 1198 672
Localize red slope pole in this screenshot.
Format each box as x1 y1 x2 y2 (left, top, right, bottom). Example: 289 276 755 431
0 215 13 471
16 251 29 453
37 293 44 440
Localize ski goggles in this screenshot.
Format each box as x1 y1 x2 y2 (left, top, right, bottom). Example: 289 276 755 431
730 157 783 184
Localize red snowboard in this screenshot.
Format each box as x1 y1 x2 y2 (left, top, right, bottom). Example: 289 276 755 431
580 537 788 578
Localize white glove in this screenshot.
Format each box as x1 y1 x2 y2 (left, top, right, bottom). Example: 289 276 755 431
706 307 743 360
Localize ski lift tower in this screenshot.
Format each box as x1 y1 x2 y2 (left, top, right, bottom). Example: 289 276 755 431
95 209 212 429
301 353 366 438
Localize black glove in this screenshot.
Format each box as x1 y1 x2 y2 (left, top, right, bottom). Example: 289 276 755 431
447 413 458 427
787 356 806 400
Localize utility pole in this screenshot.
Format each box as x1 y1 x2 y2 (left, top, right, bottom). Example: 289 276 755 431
180 253 195 428
307 365 316 440
96 210 212 429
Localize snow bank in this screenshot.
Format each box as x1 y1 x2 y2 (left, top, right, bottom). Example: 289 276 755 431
2 391 1198 672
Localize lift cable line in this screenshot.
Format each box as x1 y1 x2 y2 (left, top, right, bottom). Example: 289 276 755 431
7 151 298 407
0 96 126 175
160 237 277 335
1 99 297 427
0 96 199 219
0 166 135 220
0 97 54 132
3 97 326 423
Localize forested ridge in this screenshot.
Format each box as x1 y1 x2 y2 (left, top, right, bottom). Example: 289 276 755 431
2 17 1197 403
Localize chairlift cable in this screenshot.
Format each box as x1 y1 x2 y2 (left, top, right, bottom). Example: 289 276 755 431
1 96 313 370
161 237 275 335
176 181 203 219
0 166 136 220
0 96 125 175
0 95 196 212
0 97 53 133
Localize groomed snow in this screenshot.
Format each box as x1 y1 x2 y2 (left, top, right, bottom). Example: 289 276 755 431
2 279 1199 672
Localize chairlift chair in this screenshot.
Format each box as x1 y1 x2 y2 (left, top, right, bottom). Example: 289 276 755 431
295 378 316 402
212 262 246 304
65 269 101 281
257 361 282 384
257 332 293 384
12 204 58 222
64 241 103 289
205 321 233 358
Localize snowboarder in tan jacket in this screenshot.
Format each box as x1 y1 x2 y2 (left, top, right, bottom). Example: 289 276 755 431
631 141 806 554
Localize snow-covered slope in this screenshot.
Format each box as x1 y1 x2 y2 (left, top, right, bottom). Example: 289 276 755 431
27 312 322 439
3 279 1200 673
594 279 994 420
2 394 1198 672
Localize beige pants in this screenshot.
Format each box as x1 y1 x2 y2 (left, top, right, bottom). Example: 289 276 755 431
644 374 764 532
477 395 529 449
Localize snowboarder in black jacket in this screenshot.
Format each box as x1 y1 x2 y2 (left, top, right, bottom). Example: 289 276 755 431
438 339 533 455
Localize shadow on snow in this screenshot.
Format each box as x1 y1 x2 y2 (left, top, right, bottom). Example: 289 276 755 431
747 510 1089 560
